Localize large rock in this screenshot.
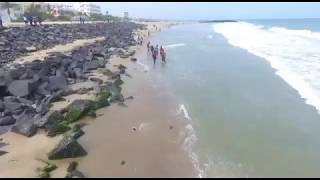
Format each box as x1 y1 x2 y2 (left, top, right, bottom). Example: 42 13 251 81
8 80 33 97
0 116 16 126
63 99 94 123
3 100 23 115
11 110 37 137
83 61 100 72
34 110 63 128
48 76 67 91
65 99 94 114
36 82 51 96
0 100 4 111
48 135 87 160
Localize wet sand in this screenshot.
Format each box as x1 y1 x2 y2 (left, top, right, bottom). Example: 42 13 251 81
0 21 195 178
78 39 196 177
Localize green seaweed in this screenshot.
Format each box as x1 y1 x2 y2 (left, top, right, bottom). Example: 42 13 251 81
94 91 111 109
36 159 57 178
63 109 83 124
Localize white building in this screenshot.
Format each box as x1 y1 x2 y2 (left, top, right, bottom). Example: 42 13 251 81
45 2 78 16
78 2 101 16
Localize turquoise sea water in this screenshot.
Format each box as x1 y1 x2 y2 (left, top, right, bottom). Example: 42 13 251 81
148 21 320 177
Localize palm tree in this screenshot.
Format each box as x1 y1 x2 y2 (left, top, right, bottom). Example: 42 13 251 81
0 2 19 21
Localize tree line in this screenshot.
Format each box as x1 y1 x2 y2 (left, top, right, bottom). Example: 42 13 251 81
0 2 123 22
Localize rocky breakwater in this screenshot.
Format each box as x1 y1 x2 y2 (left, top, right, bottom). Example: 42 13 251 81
0 21 145 177
0 22 146 66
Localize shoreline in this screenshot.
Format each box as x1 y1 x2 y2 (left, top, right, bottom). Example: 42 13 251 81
0 21 195 177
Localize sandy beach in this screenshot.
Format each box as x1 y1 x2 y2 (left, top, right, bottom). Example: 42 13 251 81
0 21 195 178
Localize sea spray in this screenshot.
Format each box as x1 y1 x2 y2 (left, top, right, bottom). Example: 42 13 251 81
137 61 150 72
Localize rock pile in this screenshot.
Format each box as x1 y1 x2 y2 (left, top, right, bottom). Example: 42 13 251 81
0 21 144 136
0 22 144 65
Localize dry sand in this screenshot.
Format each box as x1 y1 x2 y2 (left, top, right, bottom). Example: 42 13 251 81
0 21 195 178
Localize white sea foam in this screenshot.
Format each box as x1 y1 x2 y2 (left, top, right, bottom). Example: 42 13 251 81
177 104 192 121
137 61 150 72
177 104 205 177
213 22 320 114
164 43 186 48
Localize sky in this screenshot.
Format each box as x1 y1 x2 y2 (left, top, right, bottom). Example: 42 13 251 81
95 2 320 20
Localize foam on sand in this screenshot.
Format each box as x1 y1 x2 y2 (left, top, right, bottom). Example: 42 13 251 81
213 21 320 114
177 104 205 177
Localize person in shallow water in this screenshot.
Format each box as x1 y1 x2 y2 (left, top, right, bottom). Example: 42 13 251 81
155 45 159 57
150 45 154 54
147 41 150 52
152 50 157 65
160 46 166 63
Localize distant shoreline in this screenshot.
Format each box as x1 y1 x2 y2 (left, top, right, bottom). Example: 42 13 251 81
199 20 237 23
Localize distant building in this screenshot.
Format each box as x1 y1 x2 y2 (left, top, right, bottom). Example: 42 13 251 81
124 12 128 19
45 2 78 17
0 2 44 22
78 2 101 16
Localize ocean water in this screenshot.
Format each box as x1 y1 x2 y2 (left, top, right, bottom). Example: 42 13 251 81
149 20 320 177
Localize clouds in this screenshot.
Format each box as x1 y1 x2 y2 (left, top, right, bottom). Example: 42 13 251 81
97 2 320 20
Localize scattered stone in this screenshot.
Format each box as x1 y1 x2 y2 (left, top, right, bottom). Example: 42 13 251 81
65 170 85 178
0 150 8 156
87 110 96 118
67 161 78 172
48 135 87 160
130 57 137 62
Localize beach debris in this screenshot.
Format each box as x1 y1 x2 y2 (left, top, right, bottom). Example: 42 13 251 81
130 57 137 62
121 160 126 166
48 135 87 160
169 125 174 130
132 127 137 132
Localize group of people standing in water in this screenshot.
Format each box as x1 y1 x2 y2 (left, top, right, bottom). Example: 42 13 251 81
147 41 166 65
